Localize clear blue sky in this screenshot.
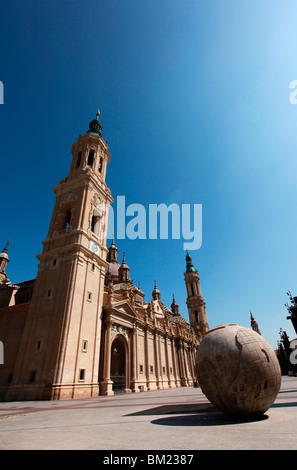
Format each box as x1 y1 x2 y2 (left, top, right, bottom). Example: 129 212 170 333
1 0 297 348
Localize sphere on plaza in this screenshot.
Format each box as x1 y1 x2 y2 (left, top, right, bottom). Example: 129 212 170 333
196 324 281 417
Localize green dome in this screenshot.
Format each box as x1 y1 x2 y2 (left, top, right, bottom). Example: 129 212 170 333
186 251 196 272
185 251 191 262
87 110 102 136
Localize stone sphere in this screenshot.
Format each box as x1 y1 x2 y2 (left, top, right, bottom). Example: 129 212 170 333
196 324 281 416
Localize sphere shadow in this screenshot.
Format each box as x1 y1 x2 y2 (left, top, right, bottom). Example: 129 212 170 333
151 412 269 427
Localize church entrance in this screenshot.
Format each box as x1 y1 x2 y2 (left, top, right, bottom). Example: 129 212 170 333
110 336 126 394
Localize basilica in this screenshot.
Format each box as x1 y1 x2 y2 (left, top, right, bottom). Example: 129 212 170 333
0 112 209 400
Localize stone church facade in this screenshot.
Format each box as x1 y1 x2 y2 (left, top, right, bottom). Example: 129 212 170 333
0 112 209 401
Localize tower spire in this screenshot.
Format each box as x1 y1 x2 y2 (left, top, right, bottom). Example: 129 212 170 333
152 278 161 301
118 250 131 283
106 236 119 281
2 238 10 253
171 293 180 316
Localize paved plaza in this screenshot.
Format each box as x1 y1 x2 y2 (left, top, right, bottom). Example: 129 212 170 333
0 376 296 451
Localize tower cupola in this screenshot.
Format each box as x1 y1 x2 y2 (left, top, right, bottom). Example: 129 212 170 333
118 251 131 282
106 237 119 264
87 110 103 136
106 237 120 281
186 251 196 273
152 278 161 301
171 293 180 316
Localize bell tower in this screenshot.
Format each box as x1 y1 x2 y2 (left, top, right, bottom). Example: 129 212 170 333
6 111 113 400
184 251 209 337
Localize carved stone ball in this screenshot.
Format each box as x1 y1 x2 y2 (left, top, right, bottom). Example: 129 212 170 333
196 324 281 416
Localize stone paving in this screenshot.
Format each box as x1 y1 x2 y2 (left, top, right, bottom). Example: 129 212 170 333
0 376 296 450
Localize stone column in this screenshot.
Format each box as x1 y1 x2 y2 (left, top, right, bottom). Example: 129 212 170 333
144 325 150 391
171 338 179 387
154 331 161 389
178 340 187 387
158 334 164 389
130 324 139 392
182 341 191 386
184 344 191 386
100 317 114 396
164 335 171 388
188 344 194 380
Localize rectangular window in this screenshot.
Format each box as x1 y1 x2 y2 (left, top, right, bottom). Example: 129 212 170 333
163 367 166 374
53 259 57 266
76 152 82 168
79 369 86 381
82 340 88 352
36 340 41 351
7 373 13 384
91 263 95 272
87 150 94 167
150 366 154 374
87 292 92 302
29 371 36 382
47 289 51 298
195 310 198 322
139 364 143 374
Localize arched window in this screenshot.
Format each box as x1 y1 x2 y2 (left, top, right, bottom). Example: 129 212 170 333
191 283 195 296
65 211 71 228
76 152 82 168
87 150 94 167
57 210 72 232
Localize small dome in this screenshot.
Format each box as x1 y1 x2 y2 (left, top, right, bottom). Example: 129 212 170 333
171 293 178 306
185 251 196 272
87 110 102 136
108 236 118 251
119 251 129 270
152 278 161 300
